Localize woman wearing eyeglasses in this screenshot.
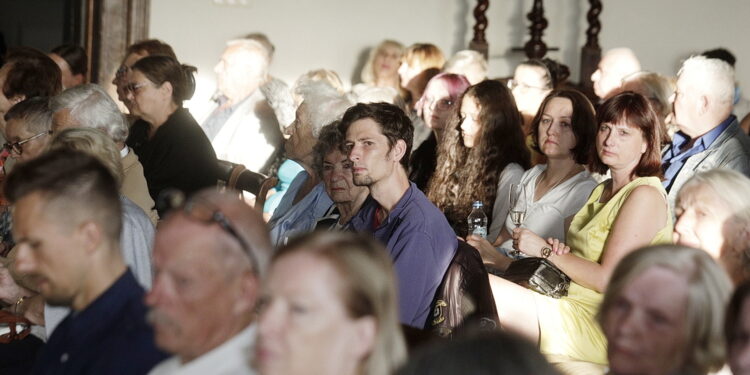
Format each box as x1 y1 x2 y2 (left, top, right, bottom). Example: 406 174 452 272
124 55 219 213
408 73 471 191
3 97 54 163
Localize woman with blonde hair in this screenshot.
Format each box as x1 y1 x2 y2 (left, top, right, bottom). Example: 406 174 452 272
360 40 404 91
599 245 732 375
398 43 445 110
256 231 407 375
674 168 750 284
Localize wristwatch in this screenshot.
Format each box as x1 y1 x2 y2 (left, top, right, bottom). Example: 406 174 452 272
541 246 552 258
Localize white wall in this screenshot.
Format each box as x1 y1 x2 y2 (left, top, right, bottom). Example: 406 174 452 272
150 0 750 119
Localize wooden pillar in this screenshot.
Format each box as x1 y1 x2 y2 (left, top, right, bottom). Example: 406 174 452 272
468 0 490 59
579 0 602 98
523 0 548 59
85 0 149 84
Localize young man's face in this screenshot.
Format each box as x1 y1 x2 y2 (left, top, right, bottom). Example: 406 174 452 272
344 118 399 187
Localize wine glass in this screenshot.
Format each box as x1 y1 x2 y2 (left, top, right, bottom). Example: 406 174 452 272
508 183 527 258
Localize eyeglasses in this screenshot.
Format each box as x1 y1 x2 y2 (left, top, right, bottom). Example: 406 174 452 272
161 190 260 273
3 130 52 155
422 97 455 111
124 81 151 94
507 79 546 92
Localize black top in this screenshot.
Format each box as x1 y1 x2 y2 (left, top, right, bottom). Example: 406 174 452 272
32 270 168 375
126 108 219 207
408 133 438 192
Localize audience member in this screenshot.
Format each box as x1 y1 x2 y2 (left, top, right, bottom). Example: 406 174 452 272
427 79 530 237
48 44 87 89
6 149 167 374
146 189 272 374
443 50 488 85
674 169 750 284
509 58 570 137
3 97 53 163
0 47 61 135
342 102 457 328
112 39 177 112
409 73 470 191
599 245 732 375
203 38 282 174
726 281 750 375
51 83 158 223
396 331 559 375
256 231 407 375
268 81 353 246
359 40 404 91
591 47 641 100
662 55 750 209
490 92 672 366
468 89 597 270
398 43 445 110
701 47 750 124
43 128 156 334
124 55 219 209
312 123 368 229
619 71 675 144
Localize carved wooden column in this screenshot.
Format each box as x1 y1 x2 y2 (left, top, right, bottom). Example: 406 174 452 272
579 0 602 98
86 0 149 84
523 0 548 59
468 0 490 59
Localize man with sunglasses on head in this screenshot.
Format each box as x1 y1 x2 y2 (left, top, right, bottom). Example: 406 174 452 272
145 188 272 375
6 149 167 374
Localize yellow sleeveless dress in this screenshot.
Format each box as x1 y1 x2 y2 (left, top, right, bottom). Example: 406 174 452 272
535 176 673 365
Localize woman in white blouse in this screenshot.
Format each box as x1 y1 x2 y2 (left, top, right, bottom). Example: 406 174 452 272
468 89 598 270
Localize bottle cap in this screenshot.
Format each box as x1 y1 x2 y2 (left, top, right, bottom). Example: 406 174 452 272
472 201 483 208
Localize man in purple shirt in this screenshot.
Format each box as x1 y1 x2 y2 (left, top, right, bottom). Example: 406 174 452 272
340 102 457 328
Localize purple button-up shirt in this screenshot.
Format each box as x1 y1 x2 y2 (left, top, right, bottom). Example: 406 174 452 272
348 182 457 328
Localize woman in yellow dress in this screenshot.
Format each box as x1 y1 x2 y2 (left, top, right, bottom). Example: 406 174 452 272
488 91 673 366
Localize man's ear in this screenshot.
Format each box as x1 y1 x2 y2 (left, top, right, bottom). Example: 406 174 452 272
233 270 260 315
390 139 407 163
78 221 103 255
698 94 710 116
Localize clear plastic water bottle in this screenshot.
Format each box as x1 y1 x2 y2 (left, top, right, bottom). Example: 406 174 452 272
467 201 488 239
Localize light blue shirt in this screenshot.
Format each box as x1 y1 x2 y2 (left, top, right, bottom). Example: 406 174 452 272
662 115 734 192
268 171 333 247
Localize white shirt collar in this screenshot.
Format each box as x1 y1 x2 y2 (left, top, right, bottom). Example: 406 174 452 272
147 324 257 375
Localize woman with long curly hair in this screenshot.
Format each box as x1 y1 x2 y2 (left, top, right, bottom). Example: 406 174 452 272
427 80 531 237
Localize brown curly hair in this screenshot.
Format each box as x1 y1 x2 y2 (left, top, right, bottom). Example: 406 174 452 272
426 80 531 236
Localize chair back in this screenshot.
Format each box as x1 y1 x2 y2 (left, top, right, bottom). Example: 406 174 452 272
426 240 500 337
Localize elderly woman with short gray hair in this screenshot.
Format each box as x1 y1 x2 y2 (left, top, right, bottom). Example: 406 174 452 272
268 81 355 246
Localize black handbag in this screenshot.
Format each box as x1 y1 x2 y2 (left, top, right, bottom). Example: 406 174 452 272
503 257 571 298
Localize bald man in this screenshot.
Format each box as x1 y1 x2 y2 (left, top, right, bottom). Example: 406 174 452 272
591 48 642 100
146 189 272 374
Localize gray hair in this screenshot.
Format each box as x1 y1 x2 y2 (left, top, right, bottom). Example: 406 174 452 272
48 127 124 187
443 50 488 84
297 80 355 138
678 55 735 105
621 71 676 120
51 84 129 143
225 38 271 78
